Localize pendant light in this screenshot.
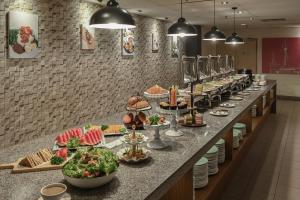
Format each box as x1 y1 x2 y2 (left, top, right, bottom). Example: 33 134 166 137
225 7 244 44
90 0 135 29
203 0 226 41
167 0 197 37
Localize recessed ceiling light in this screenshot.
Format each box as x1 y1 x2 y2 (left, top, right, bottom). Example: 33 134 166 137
241 23 247 26
237 10 243 14
221 1 229 5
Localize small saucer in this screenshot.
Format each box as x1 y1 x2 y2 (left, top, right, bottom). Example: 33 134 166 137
38 193 71 200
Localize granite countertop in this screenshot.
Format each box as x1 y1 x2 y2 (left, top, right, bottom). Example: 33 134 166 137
0 81 276 200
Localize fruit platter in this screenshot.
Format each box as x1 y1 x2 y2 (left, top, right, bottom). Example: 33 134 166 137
62 147 118 189
84 124 127 136
53 128 105 151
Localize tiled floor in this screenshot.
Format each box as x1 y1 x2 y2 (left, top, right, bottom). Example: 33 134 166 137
221 100 300 200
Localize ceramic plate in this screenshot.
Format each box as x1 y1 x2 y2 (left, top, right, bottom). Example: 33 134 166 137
210 110 229 117
219 103 236 108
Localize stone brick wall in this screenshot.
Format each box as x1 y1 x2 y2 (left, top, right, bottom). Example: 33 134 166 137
0 0 179 148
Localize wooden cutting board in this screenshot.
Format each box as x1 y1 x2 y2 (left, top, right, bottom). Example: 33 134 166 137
0 158 67 173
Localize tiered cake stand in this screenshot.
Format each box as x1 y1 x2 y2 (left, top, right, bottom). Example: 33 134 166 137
144 92 169 112
144 121 170 149
157 107 187 137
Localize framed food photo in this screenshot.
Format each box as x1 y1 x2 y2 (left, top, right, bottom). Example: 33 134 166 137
8 11 40 59
121 29 135 56
152 33 159 53
80 24 96 50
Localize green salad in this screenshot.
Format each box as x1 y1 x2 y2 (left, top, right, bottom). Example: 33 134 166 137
63 147 118 178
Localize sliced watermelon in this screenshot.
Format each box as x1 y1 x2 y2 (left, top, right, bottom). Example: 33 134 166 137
80 129 103 146
55 128 83 146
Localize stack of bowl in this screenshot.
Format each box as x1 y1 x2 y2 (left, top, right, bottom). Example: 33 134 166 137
193 157 208 189
233 131 240 149
215 139 225 164
204 146 219 175
234 123 247 136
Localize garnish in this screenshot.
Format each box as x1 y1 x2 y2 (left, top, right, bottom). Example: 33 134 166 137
50 156 65 165
66 137 80 149
149 114 162 125
101 125 109 131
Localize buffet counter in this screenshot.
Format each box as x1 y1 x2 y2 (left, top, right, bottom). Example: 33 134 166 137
0 80 277 200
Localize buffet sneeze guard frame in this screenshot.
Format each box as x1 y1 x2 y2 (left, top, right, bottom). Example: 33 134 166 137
180 54 236 86
196 55 211 81
181 55 198 86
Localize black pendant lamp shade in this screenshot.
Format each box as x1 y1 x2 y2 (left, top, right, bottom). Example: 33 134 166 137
203 0 225 41
168 17 197 37
225 7 244 44
225 32 244 44
203 26 226 41
90 0 136 29
167 0 197 37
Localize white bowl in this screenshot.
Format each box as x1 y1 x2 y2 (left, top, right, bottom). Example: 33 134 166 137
63 172 116 189
40 183 67 200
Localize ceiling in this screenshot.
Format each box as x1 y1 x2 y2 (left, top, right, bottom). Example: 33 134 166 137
102 0 300 28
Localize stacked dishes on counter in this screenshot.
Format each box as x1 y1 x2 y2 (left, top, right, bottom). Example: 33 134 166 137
233 131 240 149
234 123 247 137
204 145 219 175
193 157 208 189
215 139 225 164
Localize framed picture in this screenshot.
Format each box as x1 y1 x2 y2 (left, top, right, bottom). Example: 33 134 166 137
152 33 159 53
80 24 96 50
121 29 134 56
171 36 179 58
8 11 39 58
262 38 300 74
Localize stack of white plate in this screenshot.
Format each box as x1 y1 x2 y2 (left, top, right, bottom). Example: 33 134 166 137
215 139 225 164
193 157 208 189
234 128 243 142
233 131 240 149
234 123 247 136
204 146 219 175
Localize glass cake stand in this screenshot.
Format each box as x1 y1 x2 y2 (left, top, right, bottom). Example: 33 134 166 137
157 107 187 137
144 121 170 149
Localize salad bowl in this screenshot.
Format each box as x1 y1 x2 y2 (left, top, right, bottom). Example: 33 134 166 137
62 147 118 189
64 172 116 189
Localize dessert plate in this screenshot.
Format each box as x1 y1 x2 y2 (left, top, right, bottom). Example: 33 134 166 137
219 103 236 108
210 110 229 117
229 96 243 101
